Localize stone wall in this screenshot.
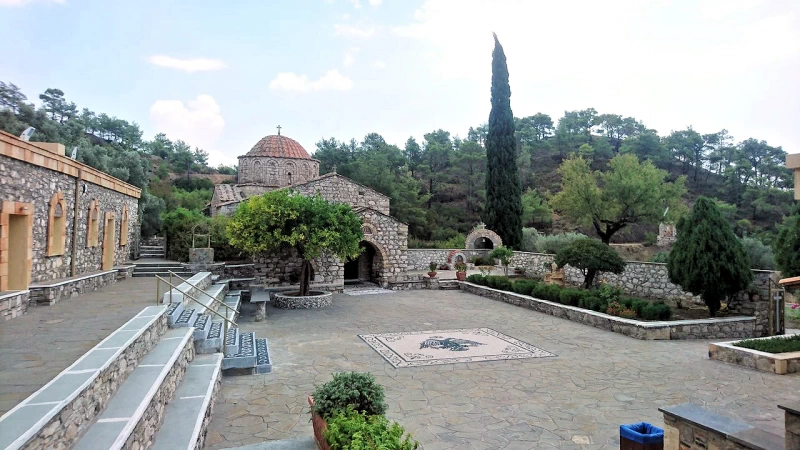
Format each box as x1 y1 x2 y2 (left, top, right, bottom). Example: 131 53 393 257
29 269 118 306
0 290 29 321
461 282 758 340
253 248 344 288
709 340 800 375
293 174 390 215
237 155 319 187
660 404 785 450
407 249 486 270
358 208 408 284
0 134 140 285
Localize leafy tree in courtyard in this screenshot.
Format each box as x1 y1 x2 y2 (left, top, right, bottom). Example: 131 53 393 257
551 153 687 244
488 246 514 276
774 203 800 277
667 197 753 317
554 238 625 289
227 190 363 296
483 33 522 249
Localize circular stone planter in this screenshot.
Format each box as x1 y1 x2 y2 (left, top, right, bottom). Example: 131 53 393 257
273 291 332 309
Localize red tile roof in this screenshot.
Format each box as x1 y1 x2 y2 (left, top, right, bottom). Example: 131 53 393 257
245 135 311 159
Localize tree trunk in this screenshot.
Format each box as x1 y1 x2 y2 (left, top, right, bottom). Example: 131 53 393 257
584 269 597 289
299 260 312 296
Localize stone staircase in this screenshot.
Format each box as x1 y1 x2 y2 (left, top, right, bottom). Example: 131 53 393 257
439 280 460 290
0 272 271 450
140 243 166 259
132 261 192 278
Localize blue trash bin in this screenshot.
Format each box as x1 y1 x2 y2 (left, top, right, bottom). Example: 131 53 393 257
620 422 664 450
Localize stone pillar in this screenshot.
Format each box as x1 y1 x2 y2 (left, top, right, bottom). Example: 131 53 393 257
780 403 800 450
425 277 439 290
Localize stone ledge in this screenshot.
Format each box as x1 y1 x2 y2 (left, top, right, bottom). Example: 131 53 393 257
461 282 757 340
274 291 333 309
709 336 800 375
28 269 117 288
0 290 30 321
29 270 120 306
0 306 167 450
660 403 784 450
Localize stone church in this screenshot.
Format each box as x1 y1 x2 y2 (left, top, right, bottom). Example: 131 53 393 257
211 131 409 289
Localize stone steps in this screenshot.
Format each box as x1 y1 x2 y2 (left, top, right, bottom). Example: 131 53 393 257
73 327 195 450
150 353 223 450
439 280 461 290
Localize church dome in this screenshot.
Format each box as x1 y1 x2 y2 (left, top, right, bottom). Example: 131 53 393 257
245 134 311 159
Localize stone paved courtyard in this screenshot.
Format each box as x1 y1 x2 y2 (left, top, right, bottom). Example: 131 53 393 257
206 289 800 450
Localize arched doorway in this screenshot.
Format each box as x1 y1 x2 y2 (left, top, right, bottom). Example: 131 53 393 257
344 241 383 284
473 237 494 249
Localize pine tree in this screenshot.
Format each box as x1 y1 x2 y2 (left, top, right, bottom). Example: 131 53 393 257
667 197 752 317
483 33 522 248
774 202 800 277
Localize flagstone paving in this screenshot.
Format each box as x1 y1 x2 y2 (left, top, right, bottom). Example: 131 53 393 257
206 289 800 449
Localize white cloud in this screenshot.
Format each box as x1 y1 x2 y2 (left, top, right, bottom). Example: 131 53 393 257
269 70 354 92
368 0 382 5
334 23 377 38
147 55 227 73
350 0 361 8
371 60 387 69
343 47 360 67
149 95 226 163
0 0 63 5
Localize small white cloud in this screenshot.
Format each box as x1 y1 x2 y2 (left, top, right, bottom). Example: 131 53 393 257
343 47 360 67
368 0 381 5
350 0 361 8
147 55 227 73
149 95 225 161
341 13 350 20
334 23 377 38
371 60 387 69
0 0 63 5
269 70 353 92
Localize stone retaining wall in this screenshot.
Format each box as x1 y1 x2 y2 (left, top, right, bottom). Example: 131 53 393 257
407 249 486 270
660 404 785 450
709 339 800 375
0 290 29 321
274 291 333 309
123 336 193 450
21 313 168 450
115 265 135 281
194 364 222 450
461 282 757 340
29 270 118 306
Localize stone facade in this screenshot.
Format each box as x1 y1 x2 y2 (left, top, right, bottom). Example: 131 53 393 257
0 132 140 296
461 282 758 340
465 226 503 249
709 339 800 375
0 290 29 321
29 269 118 306
293 174 390 215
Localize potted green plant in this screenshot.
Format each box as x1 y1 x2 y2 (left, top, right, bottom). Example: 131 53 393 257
455 262 468 281
428 261 438 278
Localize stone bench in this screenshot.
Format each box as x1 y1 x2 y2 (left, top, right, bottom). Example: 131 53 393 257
660 403 784 450
0 305 168 450
29 269 119 306
778 403 800 449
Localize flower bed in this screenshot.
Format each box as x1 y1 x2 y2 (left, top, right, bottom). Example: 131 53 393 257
709 335 800 375
461 281 757 340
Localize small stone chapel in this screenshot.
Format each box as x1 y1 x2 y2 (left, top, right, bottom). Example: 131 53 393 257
210 129 409 288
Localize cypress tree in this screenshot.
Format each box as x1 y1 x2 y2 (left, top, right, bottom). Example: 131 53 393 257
483 33 522 249
667 197 752 317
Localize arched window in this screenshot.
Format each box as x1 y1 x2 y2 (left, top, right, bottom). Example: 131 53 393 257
47 192 67 256
87 199 100 248
287 172 293 185
252 160 263 184
119 204 129 247
266 160 278 185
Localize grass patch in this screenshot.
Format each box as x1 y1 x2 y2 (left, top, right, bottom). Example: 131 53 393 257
733 334 800 354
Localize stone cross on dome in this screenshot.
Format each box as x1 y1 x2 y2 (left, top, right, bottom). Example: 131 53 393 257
276 125 281 136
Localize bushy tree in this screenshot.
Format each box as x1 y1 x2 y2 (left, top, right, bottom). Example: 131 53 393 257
489 246 514 275
161 207 207 261
667 197 753 317
483 33 522 248
739 237 775 270
227 190 363 295
551 154 687 244
554 238 625 288
774 203 800 277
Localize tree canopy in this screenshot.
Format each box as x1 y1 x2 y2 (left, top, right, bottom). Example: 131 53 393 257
551 154 687 244
227 190 363 295
667 197 753 317
554 238 625 288
774 203 800 277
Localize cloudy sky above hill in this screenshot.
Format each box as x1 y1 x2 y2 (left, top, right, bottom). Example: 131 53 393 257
2 0 798 165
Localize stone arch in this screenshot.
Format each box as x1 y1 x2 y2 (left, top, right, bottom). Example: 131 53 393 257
446 250 468 265
285 161 297 185
251 159 263 184
47 191 67 256
266 159 278 185
344 237 389 283
465 228 502 250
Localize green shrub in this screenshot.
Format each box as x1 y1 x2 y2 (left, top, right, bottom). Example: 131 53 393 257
620 298 633 309
597 284 623 304
733 334 800 354
640 302 672 320
521 227 541 252
643 232 658 247
466 274 486 285
606 301 623 316
512 280 537 296
532 284 561 302
649 251 669 263
486 276 512 291
555 238 626 288
311 372 387 420
559 288 583 306
534 232 587 254
324 408 420 450
631 299 649 317
161 207 208 262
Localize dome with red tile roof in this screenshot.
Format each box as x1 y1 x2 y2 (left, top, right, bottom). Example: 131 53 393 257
246 134 311 160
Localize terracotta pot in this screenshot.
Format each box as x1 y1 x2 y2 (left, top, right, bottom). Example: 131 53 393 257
456 271 467 281
308 396 332 450
427 271 437 278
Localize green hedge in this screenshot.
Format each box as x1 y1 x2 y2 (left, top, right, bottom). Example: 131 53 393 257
733 334 800 354
311 372 386 420
466 274 487 285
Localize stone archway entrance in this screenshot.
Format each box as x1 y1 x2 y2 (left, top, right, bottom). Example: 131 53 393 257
344 241 384 284
465 227 503 250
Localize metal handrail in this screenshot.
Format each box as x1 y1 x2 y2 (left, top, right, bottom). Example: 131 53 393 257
154 274 237 338
166 271 235 314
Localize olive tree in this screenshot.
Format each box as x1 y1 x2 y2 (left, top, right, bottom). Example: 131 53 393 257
554 238 625 288
227 190 363 296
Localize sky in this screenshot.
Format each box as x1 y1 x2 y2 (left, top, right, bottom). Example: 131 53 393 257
1 0 799 166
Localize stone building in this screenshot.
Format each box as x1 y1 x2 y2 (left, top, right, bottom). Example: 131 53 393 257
211 131 408 289
0 131 141 320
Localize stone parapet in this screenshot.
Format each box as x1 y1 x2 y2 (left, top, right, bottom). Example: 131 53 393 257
273 291 332 309
29 270 118 306
660 403 784 450
709 338 800 375
0 290 29 321
461 282 757 340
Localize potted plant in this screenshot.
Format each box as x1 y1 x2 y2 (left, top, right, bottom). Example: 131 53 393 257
428 261 438 278
455 262 468 281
